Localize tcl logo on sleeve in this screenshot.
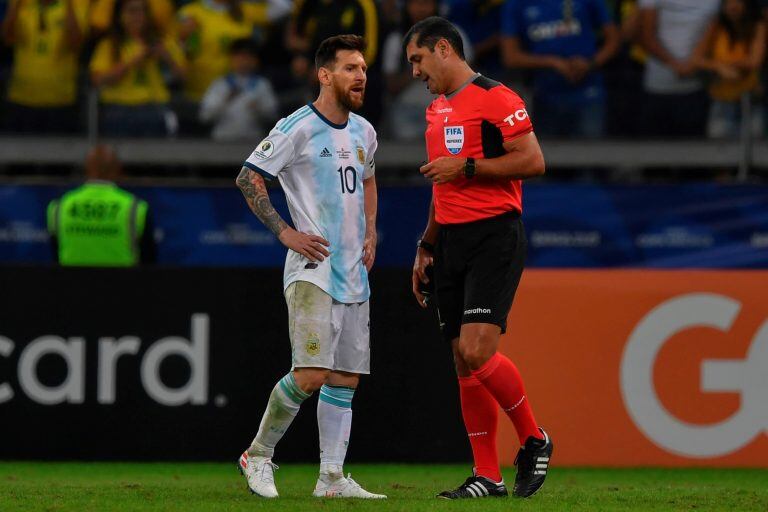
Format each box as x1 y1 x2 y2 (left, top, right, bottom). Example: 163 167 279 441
504 109 529 126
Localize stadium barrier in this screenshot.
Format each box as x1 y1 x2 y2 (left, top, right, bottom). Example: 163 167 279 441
1 267 766 467
1 137 768 176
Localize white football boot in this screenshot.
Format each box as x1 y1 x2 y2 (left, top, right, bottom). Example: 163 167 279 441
312 472 387 499
238 451 279 498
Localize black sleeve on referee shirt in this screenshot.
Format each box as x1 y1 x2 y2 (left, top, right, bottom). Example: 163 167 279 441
481 120 506 159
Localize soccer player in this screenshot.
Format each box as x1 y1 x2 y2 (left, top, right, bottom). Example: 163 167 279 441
234 34 385 500
404 17 553 499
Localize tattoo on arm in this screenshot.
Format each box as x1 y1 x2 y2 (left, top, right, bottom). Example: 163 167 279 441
236 167 288 237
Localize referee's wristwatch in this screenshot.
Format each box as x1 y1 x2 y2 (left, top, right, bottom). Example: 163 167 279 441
417 239 435 253
464 157 476 179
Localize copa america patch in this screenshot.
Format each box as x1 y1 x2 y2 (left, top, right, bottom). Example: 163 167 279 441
444 126 464 155
253 139 275 159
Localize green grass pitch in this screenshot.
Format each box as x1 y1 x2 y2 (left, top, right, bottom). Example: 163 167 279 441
1 462 766 511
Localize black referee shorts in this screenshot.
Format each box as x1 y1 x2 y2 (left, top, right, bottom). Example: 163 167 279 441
433 210 526 343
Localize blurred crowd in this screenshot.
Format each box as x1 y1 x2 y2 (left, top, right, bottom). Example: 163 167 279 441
0 0 767 141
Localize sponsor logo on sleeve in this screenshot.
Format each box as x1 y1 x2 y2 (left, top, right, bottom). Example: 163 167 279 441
504 109 529 127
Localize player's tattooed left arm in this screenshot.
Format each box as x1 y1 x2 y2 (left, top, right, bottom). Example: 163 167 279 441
236 166 288 237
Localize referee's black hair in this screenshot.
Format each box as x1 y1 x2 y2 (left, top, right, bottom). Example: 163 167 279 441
315 34 367 70
402 16 465 60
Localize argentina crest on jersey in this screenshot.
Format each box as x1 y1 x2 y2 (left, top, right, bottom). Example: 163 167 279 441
444 126 464 155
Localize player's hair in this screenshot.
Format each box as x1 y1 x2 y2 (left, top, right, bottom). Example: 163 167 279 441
402 16 465 60
229 37 260 56
315 35 367 70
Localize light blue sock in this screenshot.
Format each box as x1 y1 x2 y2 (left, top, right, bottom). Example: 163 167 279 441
317 384 355 475
249 373 311 458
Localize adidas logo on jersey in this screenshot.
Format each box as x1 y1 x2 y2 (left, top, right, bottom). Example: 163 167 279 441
319 148 332 158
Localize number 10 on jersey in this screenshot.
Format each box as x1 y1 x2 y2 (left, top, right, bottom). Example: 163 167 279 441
336 166 357 194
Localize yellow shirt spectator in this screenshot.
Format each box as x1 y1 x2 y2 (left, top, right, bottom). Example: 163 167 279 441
289 0 379 66
5 0 89 107
90 0 176 36
708 27 760 102
178 1 272 101
90 36 186 105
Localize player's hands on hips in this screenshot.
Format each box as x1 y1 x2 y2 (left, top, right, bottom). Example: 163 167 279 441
363 230 377 272
412 247 433 308
278 227 330 262
420 157 465 184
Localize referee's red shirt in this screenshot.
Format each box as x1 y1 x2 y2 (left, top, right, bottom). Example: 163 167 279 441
425 75 533 225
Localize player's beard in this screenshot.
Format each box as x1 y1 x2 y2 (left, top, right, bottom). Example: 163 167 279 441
334 81 365 112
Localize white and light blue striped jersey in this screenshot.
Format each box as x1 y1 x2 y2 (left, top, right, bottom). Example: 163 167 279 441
244 104 377 303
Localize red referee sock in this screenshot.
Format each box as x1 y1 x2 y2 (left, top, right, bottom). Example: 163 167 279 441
458 375 501 482
472 352 542 445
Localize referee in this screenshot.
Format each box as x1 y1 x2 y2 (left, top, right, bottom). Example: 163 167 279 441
405 17 552 499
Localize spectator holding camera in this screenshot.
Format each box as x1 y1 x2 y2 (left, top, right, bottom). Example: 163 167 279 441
90 0 175 36
199 37 278 141
178 0 290 103
90 0 186 137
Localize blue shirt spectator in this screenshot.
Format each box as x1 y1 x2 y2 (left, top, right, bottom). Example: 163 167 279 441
502 0 620 137
443 0 504 75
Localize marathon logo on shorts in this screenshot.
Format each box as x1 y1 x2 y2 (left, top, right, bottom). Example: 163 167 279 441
444 126 464 155
465 308 491 315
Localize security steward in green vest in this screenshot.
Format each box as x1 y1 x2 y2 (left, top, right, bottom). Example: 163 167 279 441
47 145 156 266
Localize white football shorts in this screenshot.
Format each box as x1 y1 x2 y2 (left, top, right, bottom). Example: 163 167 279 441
284 280 370 374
